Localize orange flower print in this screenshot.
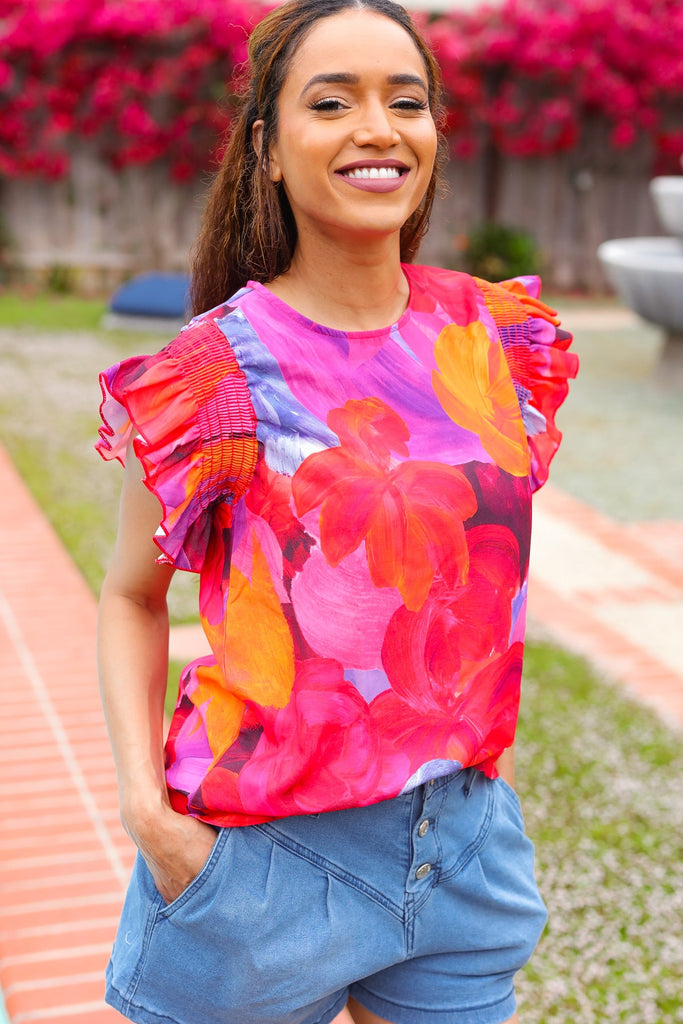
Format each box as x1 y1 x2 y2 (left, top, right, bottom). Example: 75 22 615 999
432 321 530 477
189 660 247 764
292 398 477 612
220 531 295 707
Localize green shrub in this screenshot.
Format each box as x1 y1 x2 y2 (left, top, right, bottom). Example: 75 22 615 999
463 222 540 281
45 263 78 294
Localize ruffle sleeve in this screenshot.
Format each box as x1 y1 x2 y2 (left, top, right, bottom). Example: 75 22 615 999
96 317 258 571
476 275 578 492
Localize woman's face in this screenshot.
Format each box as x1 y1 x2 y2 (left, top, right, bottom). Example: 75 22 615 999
265 9 438 255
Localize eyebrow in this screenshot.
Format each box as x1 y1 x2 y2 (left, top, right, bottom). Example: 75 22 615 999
300 72 428 96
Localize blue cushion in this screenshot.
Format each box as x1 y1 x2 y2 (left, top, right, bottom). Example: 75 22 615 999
110 272 190 318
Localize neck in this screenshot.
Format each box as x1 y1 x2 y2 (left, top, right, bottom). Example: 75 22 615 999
265 233 411 331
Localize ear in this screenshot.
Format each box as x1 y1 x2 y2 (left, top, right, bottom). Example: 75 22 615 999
252 119 282 182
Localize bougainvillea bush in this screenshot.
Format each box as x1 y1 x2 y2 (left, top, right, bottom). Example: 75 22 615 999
429 0 683 168
0 0 258 180
0 0 681 181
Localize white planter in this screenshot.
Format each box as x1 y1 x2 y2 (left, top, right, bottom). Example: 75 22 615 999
597 237 683 333
649 176 683 238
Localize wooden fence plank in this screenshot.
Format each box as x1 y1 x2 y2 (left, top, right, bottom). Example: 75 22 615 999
1 139 661 293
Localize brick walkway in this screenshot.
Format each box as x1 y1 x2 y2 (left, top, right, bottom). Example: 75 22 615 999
0 438 681 1023
0 445 133 1024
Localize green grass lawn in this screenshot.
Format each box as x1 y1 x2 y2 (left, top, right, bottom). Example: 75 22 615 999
1 290 682 1023
0 288 107 330
515 644 682 1022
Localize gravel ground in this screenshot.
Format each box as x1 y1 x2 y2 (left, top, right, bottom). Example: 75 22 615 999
547 309 682 523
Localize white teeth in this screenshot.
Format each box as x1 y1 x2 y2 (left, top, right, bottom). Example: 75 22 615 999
343 166 402 179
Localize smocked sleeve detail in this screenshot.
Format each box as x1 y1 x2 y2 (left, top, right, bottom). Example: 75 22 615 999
96 317 259 571
476 275 578 492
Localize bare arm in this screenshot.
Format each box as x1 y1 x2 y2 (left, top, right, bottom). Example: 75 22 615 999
98 442 217 903
495 744 515 788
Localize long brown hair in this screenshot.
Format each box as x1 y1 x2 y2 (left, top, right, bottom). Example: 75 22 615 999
190 0 444 316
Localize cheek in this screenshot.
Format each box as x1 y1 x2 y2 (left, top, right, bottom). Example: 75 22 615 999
420 124 438 167
273 125 327 180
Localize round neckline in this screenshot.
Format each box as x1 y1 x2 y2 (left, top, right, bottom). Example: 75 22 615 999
246 267 415 339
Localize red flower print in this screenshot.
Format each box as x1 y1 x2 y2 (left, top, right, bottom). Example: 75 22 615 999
292 398 477 611
371 643 523 777
237 659 409 816
197 500 234 629
327 396 411 464
463 462 531 580
407 265 481 322
465 523 522 601
246 457 315 587
381 524 521 710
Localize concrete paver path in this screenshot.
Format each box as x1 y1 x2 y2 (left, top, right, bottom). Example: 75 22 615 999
529 484 683 731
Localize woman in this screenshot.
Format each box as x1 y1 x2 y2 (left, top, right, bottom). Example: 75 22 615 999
96 2 578 1023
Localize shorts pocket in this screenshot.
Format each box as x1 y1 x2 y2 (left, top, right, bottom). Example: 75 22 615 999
494 776 525 828
156 826 230 919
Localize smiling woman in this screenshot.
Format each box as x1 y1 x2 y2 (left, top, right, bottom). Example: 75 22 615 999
94 2 577 1024
190 0 444 318
258 10 438 322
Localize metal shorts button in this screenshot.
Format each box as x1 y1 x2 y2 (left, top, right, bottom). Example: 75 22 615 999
417 819 430 838
415 863 432 880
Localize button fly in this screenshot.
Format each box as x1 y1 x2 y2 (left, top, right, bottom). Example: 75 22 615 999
417 819 430 838
415 863 432 880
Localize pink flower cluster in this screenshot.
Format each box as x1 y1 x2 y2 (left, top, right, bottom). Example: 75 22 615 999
0 0 257 180
428 0 683 166
0 0 681 180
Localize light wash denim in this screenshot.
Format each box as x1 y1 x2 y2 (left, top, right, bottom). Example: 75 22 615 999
106 768 547 1024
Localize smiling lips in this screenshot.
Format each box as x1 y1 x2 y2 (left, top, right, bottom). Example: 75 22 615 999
336 161 409 193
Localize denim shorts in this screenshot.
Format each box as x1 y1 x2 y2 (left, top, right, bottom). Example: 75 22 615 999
106 768 547 1024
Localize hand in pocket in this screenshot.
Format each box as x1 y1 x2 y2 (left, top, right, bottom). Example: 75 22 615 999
133 804 219 906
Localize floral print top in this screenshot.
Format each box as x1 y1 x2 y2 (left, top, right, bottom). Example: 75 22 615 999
97 265 577 826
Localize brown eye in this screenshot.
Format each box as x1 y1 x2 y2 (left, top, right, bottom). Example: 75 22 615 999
391 97 428 111
309 97 348 112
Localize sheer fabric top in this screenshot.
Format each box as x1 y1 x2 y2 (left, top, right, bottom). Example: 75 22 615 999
97 265 577 826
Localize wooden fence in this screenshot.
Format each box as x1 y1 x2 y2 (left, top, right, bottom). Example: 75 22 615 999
0 134 662 294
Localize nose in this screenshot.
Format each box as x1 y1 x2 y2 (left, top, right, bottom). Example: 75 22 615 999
352 99 400 148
